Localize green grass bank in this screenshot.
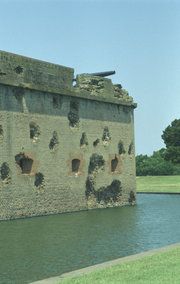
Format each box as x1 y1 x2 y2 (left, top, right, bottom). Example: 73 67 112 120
136 175 180 193
60 245 180 284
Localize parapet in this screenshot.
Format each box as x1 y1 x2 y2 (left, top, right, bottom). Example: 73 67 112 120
75 74 135 105
0 50 74 93
0 50 136 108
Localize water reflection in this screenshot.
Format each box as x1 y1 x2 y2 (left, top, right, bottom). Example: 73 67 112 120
0 194 179 283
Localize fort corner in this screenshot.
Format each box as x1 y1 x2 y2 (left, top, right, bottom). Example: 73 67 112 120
0 50 137 220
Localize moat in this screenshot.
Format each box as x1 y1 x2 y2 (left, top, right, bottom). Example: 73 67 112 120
0 193 180 284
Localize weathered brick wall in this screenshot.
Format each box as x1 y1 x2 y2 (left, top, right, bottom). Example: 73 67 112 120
0 51 136 220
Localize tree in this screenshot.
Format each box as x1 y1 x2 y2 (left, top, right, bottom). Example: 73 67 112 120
136 150 175 176
161 119 180 164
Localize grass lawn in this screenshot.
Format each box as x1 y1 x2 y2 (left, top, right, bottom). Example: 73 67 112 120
60 245 180 284
136 175 180 193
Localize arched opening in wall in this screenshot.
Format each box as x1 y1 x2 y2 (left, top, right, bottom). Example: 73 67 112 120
72 159 80 174
111 156 118 173
15 154 33 174
29 122 40 141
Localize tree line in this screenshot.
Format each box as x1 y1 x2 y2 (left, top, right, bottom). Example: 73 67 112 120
136 119 180 176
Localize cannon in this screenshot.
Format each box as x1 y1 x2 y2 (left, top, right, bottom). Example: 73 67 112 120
73 70 116 81
88 71 116 77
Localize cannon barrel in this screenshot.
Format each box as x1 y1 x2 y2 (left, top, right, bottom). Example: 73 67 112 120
88 71 115 77
73 70 116 81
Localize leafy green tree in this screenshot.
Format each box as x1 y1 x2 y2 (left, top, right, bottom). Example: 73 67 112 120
161 119 180 164
136 149 175 176
136 119 180 176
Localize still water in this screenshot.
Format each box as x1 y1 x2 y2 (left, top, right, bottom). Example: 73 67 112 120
0 194 180 284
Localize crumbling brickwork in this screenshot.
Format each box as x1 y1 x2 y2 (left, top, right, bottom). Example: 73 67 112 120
0 51 137 220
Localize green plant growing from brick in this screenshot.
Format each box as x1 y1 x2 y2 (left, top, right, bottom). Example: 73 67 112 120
34 172 44 188
49 131 59 150
118 140 126 154
96 180 122 203
80 132 88 147
88 154 105 174
102 126 111 143
68 101 80 127
0 162 10 181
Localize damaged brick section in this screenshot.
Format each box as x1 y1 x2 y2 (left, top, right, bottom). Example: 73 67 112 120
85 178 122 205
30 122 40 142
93 138 100 147
128 142 134 155
118 140 126 155
34 172 45 189
0 162 11 184
0 125 3 141
68 100 79 128
13 87 25 102
111 155 119 172
53 95 61 109
80 132 88 147
129 191 136 205
88 154 105 174
114 84 133 102
96 180 122 203
14 65 24 74
75 74 112 96
86 154 122 207
49 131 59 150
15 153 33 174
102 126 111 145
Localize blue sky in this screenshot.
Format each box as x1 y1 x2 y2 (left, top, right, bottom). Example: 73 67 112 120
0 0 180 155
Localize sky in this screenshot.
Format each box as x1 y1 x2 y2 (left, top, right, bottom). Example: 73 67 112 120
0 0 180 155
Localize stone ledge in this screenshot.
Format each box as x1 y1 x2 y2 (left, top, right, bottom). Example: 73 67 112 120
137 192 180 194
30 242 180 284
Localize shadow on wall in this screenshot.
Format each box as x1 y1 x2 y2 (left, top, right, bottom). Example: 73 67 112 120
0 85 132 124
